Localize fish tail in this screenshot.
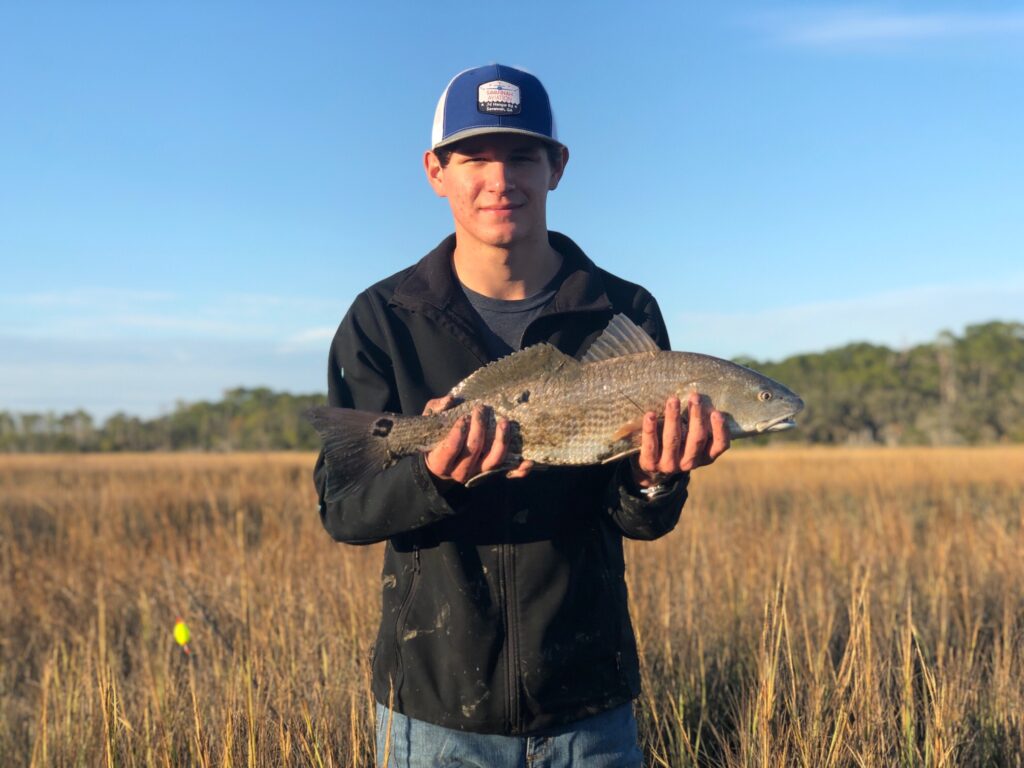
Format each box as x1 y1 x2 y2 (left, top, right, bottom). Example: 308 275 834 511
306 406 422 496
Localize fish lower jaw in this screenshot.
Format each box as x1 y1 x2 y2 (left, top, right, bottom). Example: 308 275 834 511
755 417 798 433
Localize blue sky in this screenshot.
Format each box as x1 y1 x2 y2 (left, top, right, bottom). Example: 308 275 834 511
2 1 1022 418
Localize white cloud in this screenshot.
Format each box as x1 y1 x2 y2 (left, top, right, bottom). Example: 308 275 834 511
769 9 1024 47
6 288 177 308
0 287 346 417
672 276 1024 361
0 287 347 342
0 336 325 419
104 313 268 335
277 326 336 353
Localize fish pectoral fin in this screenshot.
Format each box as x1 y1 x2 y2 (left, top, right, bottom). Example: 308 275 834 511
464 456 531 488
611 418 645 443
600 447 641 464
600 420 645 464
464 467 510 488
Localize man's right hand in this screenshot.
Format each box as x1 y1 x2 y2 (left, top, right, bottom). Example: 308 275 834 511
422 396 533 486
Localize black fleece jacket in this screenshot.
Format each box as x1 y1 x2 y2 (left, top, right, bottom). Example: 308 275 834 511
313 232 688 735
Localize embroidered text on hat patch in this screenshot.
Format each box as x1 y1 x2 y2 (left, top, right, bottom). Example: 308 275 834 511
477 81 521 115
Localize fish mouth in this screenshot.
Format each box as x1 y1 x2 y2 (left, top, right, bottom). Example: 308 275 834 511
755 416 798 433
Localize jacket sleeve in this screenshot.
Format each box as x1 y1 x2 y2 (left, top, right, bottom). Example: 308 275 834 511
602 292 689 540
312 294 460 545
605 462 689 540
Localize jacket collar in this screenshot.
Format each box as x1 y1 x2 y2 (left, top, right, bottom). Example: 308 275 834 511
390 231 614 318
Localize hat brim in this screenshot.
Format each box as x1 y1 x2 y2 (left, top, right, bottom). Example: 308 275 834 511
432 126 564 151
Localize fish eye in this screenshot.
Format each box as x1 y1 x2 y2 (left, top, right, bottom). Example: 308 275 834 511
758 390 773 402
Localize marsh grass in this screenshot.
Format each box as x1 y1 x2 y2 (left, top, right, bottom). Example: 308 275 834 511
2 448 1023 766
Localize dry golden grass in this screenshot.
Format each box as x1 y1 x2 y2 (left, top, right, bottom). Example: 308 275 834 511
2 448 1023 766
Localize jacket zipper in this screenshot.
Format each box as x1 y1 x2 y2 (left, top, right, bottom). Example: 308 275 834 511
497 542 514 732
392 544 421 701
499 500 521 732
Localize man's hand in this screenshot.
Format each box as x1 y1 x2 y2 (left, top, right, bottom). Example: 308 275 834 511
422 396 533 486
631 391 731 489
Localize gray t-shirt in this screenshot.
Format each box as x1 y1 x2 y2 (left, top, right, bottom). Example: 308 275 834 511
460 283 557 359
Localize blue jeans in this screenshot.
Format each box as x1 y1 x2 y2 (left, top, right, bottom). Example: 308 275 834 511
374 702 643 767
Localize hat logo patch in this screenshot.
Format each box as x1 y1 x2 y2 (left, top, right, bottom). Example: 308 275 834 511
477 80 521 115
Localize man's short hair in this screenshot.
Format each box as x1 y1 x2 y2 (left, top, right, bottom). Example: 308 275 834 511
432 141 564 169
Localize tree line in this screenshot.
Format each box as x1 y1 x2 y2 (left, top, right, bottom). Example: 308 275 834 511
741 320 1024 445
0 388 325 452
2 321 1022 452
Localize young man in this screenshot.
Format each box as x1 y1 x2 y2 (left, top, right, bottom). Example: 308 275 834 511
314 64 729 767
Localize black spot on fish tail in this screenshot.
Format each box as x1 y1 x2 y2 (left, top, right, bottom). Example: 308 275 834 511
305 406 414 497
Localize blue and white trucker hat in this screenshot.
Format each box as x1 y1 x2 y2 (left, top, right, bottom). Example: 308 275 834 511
431 64 561 151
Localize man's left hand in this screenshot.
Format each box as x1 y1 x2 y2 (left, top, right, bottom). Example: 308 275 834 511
631 391 730 488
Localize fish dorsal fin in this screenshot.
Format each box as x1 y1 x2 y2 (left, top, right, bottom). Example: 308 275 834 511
451 343 579 400
580 314 661 363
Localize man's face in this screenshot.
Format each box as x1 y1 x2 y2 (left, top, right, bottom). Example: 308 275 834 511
424 134 568 251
